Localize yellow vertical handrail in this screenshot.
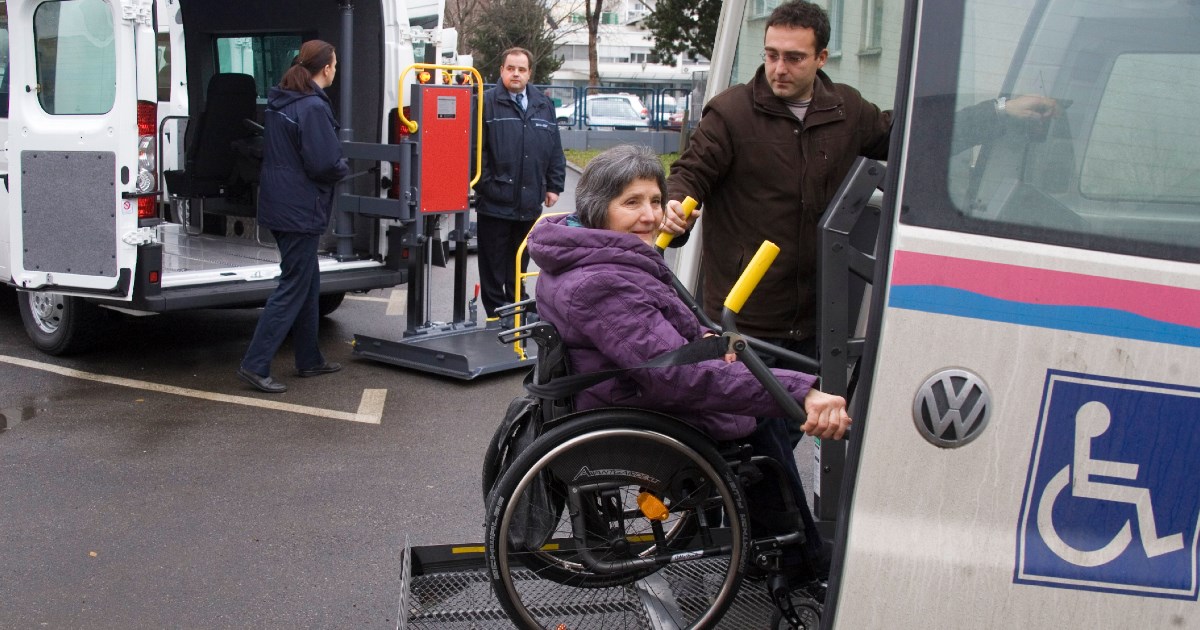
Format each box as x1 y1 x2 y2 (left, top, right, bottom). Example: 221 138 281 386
512 212 569 359
396 63 484 188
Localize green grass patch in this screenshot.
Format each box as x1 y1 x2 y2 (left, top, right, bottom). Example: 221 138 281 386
564 148 679 175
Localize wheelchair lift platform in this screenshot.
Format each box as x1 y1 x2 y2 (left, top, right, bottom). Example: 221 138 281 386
353 324 533 381
399 538 784 629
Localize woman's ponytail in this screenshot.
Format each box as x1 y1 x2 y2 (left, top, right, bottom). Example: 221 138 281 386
279 40 336 93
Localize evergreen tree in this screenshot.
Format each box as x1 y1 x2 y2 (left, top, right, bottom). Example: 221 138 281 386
467 0 563 84
644 0 721 65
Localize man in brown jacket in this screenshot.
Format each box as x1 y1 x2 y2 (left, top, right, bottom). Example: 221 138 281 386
666 0 892 346
663 0 892 592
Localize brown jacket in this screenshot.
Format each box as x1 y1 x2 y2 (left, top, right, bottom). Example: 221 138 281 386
668 67 892 340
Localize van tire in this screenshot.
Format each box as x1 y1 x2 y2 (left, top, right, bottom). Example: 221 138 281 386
318 292 346 317
17 291 104 355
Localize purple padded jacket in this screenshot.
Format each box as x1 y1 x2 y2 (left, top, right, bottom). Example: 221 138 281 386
527 214 817 441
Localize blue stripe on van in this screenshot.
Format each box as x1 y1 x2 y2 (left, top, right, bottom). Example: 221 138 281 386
889 284 1200 348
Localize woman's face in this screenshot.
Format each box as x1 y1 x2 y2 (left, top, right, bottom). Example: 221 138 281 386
604 178 664 247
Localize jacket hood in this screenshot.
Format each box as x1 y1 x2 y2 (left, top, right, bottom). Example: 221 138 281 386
527 214 673 282
267 83 328 109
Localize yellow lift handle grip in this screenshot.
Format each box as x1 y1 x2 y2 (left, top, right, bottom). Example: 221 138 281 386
654 196 698 250
724 241 780 314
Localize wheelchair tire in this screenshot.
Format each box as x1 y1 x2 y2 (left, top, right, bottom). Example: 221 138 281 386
485 408 749 629
481 416 507 501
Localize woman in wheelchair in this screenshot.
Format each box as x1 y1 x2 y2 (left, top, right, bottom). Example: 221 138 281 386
483 144 850 629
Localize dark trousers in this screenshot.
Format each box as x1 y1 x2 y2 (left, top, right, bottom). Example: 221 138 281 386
477 213 537 317
742 417 827 579
240 231 325 376
744 335 827 579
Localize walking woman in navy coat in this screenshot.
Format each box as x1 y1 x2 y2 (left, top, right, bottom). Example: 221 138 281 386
238 40 349 393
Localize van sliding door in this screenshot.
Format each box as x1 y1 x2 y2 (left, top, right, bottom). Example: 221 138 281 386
834 0 1200 626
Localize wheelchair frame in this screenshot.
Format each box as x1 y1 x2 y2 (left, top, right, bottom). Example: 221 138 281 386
483 291 825 629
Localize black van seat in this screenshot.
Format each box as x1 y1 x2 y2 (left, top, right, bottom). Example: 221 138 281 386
163 73 261 233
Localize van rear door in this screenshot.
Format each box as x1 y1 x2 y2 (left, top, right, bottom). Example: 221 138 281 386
7 0 145 299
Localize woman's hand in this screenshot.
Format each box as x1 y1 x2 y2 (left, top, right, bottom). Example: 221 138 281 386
801 389 852 440
703 332 736 363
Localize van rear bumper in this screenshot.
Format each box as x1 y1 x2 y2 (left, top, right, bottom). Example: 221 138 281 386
122 266 406 312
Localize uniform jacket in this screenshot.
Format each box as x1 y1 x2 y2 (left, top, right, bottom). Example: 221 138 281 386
527 214 818 441
258 83 350 234
667 67 892 340
476 85 566 221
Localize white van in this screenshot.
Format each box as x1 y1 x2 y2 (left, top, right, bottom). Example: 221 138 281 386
1 0 460 354
688 0 1200 627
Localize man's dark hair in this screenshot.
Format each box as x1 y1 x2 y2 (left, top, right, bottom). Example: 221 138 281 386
500 47 535 69
766 1 831 53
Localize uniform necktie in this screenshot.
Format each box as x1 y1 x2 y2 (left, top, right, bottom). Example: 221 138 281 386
515 93 525 111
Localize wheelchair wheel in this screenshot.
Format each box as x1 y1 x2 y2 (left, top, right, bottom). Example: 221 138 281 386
485 409 749 629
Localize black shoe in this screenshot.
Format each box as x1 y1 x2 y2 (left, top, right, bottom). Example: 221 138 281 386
793 578 827 603
237 368 287 393
297 362 342 377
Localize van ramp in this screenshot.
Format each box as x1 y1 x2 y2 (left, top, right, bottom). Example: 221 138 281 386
399 539 785 629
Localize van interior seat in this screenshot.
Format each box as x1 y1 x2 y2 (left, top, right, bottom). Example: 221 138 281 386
163 73 260 227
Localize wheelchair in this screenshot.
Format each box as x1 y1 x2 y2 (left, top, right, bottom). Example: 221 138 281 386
482 246 827 629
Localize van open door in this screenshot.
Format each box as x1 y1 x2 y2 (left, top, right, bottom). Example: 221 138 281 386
7 0 147 299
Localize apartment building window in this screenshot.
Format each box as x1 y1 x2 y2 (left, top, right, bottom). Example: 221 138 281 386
826 0 843 57
750 0 780 19
859 0 883 55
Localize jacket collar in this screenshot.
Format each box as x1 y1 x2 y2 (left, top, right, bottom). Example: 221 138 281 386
750 66 845 127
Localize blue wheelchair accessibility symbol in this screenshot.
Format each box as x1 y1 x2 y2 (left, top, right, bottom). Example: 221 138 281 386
1016 371 1200 599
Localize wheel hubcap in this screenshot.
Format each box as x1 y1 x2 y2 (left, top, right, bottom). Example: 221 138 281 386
29 292 64 334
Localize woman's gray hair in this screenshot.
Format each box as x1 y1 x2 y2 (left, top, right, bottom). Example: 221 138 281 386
574 145 667 229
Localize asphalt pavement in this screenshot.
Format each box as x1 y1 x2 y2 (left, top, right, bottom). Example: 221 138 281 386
0 164 816 628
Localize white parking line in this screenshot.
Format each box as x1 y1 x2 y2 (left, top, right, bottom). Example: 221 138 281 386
0 354 387 424
346 287 406 317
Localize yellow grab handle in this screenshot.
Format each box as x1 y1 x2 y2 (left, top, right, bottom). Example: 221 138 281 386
654 196 698 250
724 241 780 314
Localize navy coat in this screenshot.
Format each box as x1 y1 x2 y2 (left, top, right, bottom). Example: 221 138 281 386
476 85 566 221
258 83 350 234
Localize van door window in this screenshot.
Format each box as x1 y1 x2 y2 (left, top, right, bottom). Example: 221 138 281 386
33 0 116 115
215 34 303 102
902 0 1200 265
1079 54 1200 206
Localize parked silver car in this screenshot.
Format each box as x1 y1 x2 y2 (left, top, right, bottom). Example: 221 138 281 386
556 94 649 130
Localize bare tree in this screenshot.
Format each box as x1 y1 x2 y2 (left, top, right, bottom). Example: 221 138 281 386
584 0 604 86
445 0 493 60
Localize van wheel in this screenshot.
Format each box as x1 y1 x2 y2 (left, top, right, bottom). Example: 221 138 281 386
17 291 103 355
318 292 346 318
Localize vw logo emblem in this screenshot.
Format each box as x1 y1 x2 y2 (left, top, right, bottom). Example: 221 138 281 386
913 369 992 448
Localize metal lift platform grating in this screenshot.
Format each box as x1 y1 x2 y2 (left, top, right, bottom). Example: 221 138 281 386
398 539 786 629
